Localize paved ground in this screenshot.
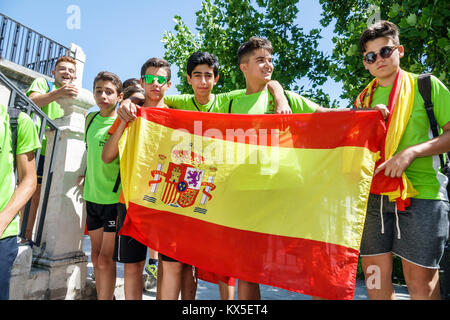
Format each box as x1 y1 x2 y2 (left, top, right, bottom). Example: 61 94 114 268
82 235 410 300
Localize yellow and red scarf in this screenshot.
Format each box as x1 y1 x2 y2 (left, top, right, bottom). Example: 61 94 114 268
355 69 418 210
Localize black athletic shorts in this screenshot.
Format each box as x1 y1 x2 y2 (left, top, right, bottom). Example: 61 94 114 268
36 154 45 184
161 254 179 262
85 201 118 233
113 203 147 263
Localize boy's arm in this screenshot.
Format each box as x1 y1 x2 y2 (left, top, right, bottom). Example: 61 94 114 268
28 84 78 108
375 75 450 177
77 150 87 186
0 151 37 237
117 99 139 123
164 94 192 110
267 80 292 114
102 120 127 163
375 122 450 178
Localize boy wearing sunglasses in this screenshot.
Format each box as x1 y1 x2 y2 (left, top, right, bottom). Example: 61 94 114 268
356 20 450 300
117 57 292 124
102 57 181 300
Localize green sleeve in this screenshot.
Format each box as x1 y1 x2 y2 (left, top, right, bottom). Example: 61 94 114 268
17 112 41 155
213 89 246 113
26 77 49 96
285 91 319 114
164 94 196 110
217 89 246 101
430 75 450 128
216 89 245 106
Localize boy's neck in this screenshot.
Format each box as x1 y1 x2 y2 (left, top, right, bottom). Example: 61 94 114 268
99 105 117 117
195 93 213 105
377 67 401 87
245 82 268 95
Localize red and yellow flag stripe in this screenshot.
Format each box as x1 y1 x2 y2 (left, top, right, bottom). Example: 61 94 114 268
118 108 385 300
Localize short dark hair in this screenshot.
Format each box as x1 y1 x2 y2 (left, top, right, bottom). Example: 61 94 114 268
123 85 145 100
93 71 123 94
123 85 145 105
359 20 400 54
237 36 273 64
140 57 171 81
186 51 219 77
123 78 141 90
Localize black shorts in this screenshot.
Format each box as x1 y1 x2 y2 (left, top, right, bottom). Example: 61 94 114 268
113 203 147 263
36 154 45 184
85 201 118 233
161 254 179 262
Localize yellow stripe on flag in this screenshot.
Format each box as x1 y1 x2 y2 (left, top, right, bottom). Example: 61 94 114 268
120 117 377 250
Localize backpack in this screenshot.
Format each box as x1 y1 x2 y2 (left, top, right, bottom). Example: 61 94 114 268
8 107 21 171
417 73 450 185
84 111 121 193
45 78 53 93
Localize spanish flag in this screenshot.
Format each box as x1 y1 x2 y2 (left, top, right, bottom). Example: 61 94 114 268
118 108 385 300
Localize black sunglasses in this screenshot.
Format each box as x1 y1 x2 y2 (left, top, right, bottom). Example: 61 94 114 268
363 45 399 64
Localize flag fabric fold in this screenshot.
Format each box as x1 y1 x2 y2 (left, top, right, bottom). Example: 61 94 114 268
355 69 418 210
118 107 385 300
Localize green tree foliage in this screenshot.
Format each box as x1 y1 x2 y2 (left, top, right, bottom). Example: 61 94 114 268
319 0 450 104
162 0 333 107
163 0 449 107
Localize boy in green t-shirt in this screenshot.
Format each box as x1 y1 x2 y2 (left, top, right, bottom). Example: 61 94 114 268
0 104 41 300
232 36 333 300
103 58 194 300
356 21 450 300
172 51 238 300
228 36 331 116
83 71 123 300
115 52 293 299
163 51 291 115
116 58 292 123
23 56 79 242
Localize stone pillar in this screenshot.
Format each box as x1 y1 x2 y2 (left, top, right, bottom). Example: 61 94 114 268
70 43 86 89
28 88 95 299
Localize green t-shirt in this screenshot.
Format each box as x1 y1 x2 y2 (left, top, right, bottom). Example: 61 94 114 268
83 113 121 204
26 77 64 155
0 104 41 239
371 73 450 200
164 89 246 112
222 89 319 114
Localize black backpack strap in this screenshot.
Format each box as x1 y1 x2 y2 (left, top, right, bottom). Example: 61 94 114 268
417 73 448 172
8 107 21 171
45 78 53 93
84 111 100 143
191 97 200 111
418 74 439 138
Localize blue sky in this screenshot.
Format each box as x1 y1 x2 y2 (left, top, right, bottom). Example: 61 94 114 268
1 0 344 105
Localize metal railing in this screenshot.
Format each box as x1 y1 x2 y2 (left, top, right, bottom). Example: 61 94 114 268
0 12 75 77
0 71 59 247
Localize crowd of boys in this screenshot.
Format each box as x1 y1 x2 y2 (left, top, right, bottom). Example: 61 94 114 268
0 20 448 300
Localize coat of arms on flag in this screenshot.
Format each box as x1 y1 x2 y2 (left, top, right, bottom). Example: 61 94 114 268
143 147 216 213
